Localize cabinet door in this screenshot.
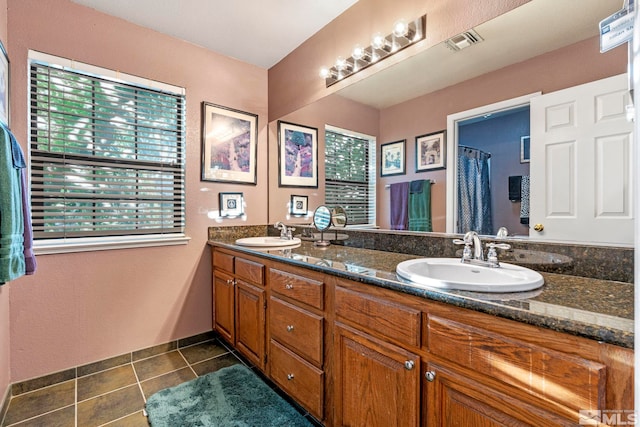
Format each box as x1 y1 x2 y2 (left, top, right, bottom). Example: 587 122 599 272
213 270 235 344
235 279 266 370
334 323 420 427
424 362 570 427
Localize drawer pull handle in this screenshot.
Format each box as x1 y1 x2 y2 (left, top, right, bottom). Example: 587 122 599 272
286 325 294 332
404 360 415 370
425 371 436 382
287 373 295 380
285 284 294 290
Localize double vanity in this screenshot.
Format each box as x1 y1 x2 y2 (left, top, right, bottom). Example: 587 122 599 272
208 226 633 426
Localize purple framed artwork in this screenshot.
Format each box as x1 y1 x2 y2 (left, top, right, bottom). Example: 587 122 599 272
277 121 318 188
201 102 258 184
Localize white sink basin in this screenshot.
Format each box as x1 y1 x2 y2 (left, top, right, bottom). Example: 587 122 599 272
396 258 544 293
235 236 302 248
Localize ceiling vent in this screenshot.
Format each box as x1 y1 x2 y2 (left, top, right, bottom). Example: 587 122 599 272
445 29 483 51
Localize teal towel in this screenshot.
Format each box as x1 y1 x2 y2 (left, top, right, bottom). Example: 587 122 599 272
408 179 432 232
0 126 26 284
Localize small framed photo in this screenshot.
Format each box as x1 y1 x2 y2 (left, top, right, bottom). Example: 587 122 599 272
290 194 308 216
520 136 530 163
201 102 258 184
0 40 9 127
278 121 318 188
380 139 405 177
219 192 244 217
415 131 445 171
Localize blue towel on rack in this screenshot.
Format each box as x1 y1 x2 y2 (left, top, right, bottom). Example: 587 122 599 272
0 125 26 284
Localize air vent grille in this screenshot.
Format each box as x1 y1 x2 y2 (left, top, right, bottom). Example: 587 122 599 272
445 29 483 51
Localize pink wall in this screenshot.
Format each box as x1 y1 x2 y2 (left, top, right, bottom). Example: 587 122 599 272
268 0 529 121
0 0 9 403
7 0 268 382
376 36 627 230
268 95 379 224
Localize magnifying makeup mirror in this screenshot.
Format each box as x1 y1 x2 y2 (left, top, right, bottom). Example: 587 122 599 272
313 205 332 247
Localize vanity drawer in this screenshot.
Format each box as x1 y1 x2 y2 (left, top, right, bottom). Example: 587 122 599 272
269 339 324 420
335 285 421 348
269 268 323 309
427 313 606 413
213 250 234 274
270 297 323 367
235 257 264 286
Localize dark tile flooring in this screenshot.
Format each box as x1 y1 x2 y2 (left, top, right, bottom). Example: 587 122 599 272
1 334 321 427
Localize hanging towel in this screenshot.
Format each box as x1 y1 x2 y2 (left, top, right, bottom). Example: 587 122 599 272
0 125 26 284
10 128 37 276
508 175 522 202
408 179 432 232
520 175 530 225
389 182 409 230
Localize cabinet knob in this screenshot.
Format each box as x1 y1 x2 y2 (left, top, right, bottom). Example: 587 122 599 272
226 279 234 285
286 325 294 332
287 373 295 380
285 284 294 290
425 371 436 382
404 360 415 370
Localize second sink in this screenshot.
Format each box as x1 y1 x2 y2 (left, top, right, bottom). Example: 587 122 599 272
396 258 544 293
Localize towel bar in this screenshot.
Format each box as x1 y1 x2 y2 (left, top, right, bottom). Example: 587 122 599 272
385 180 436 189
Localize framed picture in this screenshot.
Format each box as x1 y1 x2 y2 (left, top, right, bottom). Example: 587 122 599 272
278 121 318 188
290 194 308 216
520 135 530 163
201 102 258 184
0 40 9 127
219 192 244 217
415 131 445 172
380 140 406 177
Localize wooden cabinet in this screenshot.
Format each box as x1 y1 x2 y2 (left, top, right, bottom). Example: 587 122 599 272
212 249 266 370
334 323 421 427
268 266 326 420
423 361 569 426
210 246 633 427
334 280 422 427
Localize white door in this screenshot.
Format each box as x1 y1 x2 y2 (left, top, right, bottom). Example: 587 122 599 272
530 74 634 245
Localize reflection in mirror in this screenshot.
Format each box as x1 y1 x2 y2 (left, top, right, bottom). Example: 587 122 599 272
332 206 348 227
270 0 626 246
313 205 332 247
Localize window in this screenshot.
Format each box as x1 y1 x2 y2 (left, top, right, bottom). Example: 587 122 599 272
324 126 376 226
29 52 186 252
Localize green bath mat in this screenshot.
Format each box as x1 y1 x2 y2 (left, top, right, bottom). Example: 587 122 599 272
145 363 313 427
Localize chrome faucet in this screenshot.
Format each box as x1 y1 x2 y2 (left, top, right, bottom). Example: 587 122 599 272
274 222 295 240
453 231 510 268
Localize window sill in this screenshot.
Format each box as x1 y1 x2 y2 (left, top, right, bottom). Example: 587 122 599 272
34 234 191 255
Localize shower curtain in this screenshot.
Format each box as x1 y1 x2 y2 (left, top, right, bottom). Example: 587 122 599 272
457 146 492 235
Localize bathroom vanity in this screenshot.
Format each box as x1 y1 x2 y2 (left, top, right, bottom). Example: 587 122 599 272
208 237 633 426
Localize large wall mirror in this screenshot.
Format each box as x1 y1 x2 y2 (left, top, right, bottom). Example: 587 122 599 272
268 0 630 247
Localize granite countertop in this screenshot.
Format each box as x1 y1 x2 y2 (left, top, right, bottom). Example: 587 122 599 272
208 239 634 349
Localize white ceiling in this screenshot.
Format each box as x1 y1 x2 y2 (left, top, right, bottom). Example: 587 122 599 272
71 0 622 109
70 0 358 69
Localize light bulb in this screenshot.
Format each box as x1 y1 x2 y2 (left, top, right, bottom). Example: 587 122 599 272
393 19 408 38
319 67 330 78
335 56 347 71
371 32 386 50
352 45 365 60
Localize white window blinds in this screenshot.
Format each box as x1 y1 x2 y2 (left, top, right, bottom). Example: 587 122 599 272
29 59 186 240
324 128 376 225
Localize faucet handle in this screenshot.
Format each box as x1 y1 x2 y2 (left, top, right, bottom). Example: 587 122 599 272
486 242 511 251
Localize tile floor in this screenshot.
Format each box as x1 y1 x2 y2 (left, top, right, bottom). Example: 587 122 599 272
0 333 321 427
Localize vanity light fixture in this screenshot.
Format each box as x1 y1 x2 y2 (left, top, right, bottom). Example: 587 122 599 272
320 14 426 87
